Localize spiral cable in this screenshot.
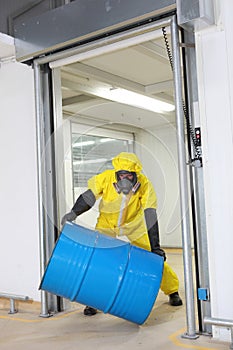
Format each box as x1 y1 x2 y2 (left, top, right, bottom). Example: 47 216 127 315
162 27 173 71
162 26 202 163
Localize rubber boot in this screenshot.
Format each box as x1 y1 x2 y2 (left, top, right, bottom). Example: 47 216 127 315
169 292 183 306
83 306 97 316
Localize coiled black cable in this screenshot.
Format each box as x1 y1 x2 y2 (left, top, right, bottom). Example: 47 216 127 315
162 26 202 163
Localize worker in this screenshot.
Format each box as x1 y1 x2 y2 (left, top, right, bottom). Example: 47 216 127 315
61 152 182 316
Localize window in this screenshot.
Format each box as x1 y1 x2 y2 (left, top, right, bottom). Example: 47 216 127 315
71 124 134 188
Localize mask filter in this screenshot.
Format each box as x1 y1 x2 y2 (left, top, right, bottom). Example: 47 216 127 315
115 178 133 195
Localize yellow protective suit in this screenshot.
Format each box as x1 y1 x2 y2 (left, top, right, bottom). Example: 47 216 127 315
87 152 179 295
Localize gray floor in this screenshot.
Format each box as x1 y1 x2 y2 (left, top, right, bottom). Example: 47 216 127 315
0 250 230 350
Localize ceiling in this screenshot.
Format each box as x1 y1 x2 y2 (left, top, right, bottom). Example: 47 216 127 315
0 27 176 130
60 28 175 130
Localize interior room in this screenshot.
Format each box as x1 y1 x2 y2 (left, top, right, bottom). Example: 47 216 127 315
1 1 233 349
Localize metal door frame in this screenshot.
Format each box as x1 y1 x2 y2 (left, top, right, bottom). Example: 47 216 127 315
33 13 208 337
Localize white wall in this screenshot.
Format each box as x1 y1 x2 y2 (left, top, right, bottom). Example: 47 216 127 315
195 0 233 341
0 59 40 301
135 124 182 247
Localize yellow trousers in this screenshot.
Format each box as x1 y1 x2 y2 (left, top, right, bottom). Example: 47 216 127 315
160 262 179 295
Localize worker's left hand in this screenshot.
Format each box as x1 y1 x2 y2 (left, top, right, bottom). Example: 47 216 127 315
152 247 166 261
61 210 77 226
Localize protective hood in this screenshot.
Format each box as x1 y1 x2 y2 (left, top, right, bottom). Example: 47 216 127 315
112 152 143 174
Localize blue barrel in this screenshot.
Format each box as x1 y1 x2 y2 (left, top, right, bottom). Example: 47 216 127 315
40 222 164 325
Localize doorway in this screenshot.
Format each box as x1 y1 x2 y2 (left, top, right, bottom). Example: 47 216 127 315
35 14 209 337
52 19 183 247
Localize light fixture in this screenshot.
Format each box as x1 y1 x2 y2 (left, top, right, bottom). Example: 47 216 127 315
109 88 174 113
73 158 107 165
92 86 175 113
66 79 175 114
73 140 95 147
100 138 115 143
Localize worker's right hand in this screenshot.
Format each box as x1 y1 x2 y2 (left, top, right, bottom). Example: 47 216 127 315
61 210 77 226
152 247 167 261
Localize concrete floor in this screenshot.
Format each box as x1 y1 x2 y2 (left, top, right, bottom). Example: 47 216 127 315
0 249 231 350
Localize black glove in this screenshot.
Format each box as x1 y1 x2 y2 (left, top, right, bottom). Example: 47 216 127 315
144 208 166 261
152 247 166 261
72 189 96 215
61 210 77 226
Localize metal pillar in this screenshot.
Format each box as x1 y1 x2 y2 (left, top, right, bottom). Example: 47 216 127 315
34 61 60 317
181 29 211 334
170 15 197 339
34 61 50 317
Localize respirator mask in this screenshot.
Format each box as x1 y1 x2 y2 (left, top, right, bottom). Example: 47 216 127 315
113 170 140 195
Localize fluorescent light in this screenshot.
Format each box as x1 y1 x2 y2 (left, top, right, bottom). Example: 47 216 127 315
73 158 107 165
100 138 115 143
66 79 174 113
107 88 175 113
73 140 95 147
